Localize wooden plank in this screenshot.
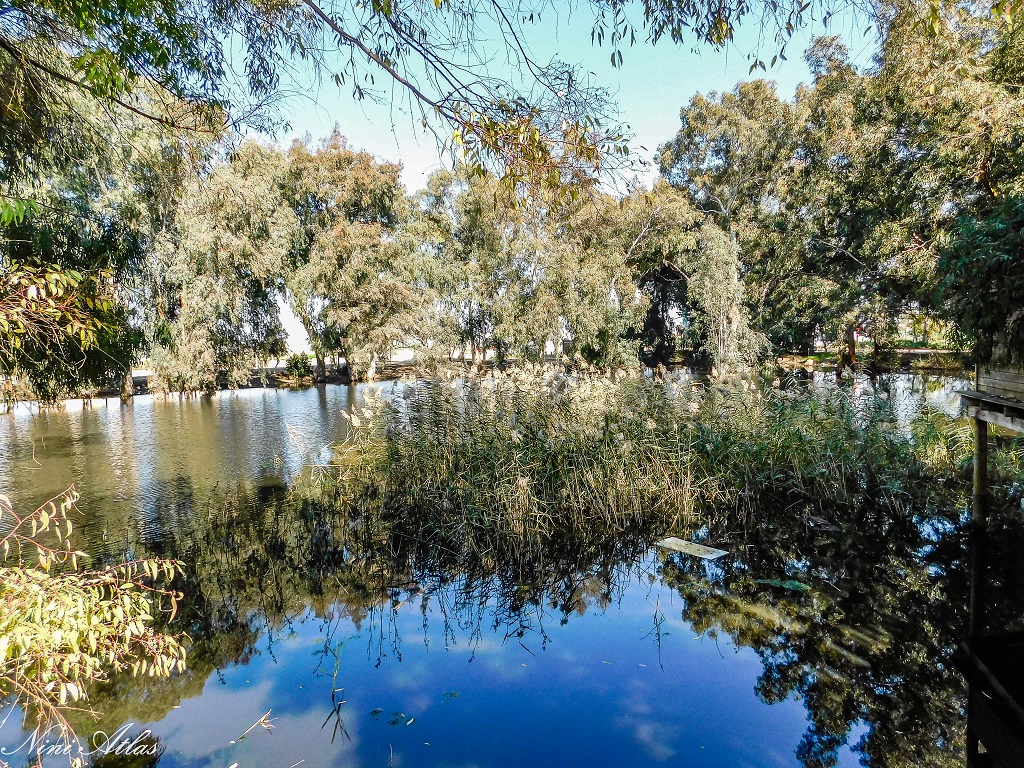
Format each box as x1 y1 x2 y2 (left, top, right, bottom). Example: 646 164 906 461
656 537 728 560
979 366 1024 400
967 407 1024 434
977 390 1024 402
974 376 1024 391
979 378 1024 395
978 386 1024 400
979 371 1024 383
979 388 1024 403
959 390 1024 409
976 379 1024 397
980 365 1024 376
980 364 1024 375
985 380 1024 390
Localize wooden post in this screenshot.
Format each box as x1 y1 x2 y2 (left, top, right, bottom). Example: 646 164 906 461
969 415 989 638
967 702 980 768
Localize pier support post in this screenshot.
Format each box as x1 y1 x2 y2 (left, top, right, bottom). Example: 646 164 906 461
969 415 989 638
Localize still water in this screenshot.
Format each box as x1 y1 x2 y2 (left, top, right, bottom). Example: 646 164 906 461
0 375 992 768
0 374 969 516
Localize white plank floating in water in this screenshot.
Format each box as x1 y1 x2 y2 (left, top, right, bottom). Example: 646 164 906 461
656 537 728 560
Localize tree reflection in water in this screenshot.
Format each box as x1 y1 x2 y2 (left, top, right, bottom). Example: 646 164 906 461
49 467 1024 768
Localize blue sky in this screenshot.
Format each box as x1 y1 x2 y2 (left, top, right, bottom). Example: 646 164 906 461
266 6 878 192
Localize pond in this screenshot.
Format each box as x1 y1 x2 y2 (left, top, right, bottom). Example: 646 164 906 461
0 373 1014 768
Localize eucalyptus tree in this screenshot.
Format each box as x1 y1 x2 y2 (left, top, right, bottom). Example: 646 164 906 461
606 181 765 368
788 34 946 366
920 10 1024 362
0 106 176 400
144 141 296 392
782 38 876 364
656 17 1007 364
788 10 1024 366
659 79 803 233
541 196 648 368
422 167 519 362
595 183 699 366
280 131 416 376
419 165 647 367
658 79 813 355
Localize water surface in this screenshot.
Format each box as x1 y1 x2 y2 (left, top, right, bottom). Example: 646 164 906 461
0 374 1003 768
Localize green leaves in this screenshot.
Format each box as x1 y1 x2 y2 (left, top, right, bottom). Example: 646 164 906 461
0 198 39 226
277 133 419 375
1 488 188 741
145 139 296 392
940 196 1024 363
1 186 144 401
73 49 135 99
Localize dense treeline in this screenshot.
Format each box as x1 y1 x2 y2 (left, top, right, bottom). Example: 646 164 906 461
3 2 1024 399
658 4 1024 368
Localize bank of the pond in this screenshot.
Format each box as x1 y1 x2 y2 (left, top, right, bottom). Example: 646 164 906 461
776 348 967 373
1 360 422 404
3 351 971 410
0 370 973 524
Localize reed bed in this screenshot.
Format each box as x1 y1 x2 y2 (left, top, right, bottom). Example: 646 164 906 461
323 365 991 555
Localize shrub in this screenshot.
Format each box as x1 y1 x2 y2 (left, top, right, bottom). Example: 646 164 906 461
285 352 313 378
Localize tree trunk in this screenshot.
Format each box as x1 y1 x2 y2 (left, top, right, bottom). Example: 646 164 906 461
121 370 134 400
840 324 857 370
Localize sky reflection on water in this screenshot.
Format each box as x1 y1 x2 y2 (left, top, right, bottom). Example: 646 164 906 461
0 374 978 768
0 552 861 768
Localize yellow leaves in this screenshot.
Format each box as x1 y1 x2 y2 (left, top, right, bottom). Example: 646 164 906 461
449 97 621 209
1 263 115 370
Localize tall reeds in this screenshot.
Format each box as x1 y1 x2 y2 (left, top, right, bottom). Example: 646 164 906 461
321 366 987 555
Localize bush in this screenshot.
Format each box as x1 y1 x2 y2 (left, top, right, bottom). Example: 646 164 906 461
285 352 313 378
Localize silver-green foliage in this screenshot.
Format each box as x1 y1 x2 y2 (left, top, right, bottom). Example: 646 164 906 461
147 141 296 391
